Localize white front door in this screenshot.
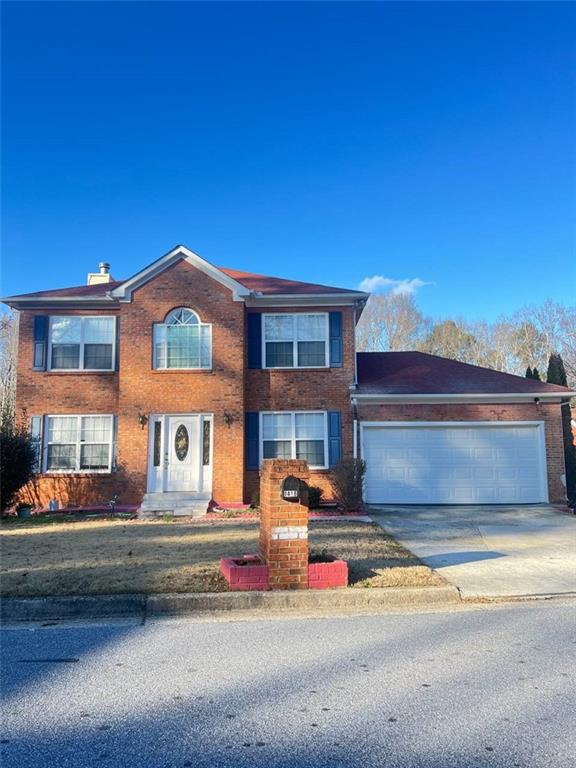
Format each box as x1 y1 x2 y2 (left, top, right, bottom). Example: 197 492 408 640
148 414 212 494
166 415 200 492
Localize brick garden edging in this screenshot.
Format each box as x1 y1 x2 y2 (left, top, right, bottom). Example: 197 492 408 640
219 555 348 591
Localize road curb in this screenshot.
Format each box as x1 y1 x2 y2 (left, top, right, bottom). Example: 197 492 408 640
0 585 460 622
0 594 146 623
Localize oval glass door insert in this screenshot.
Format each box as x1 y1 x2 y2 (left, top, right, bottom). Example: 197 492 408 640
174 424 189 461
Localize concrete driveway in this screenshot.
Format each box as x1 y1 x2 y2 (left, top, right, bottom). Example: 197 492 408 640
369 504 576 599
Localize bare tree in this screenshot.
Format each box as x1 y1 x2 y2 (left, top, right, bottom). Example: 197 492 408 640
0 312 18 430
418 319 479 363
356 293 426 352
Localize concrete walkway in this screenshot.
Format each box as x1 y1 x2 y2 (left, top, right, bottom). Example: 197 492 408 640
370 504 576 599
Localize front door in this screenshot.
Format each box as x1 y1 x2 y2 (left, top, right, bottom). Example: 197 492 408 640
166 415 200 492
147 413 212 494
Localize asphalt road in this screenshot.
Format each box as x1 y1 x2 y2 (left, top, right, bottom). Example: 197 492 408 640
1 601 575 768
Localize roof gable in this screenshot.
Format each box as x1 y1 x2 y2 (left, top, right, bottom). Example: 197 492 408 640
109 245 250 302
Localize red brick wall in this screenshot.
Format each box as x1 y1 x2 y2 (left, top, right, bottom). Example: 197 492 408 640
244 305 357 501
356 401 567 503
259 459 310 590
14 274 355 509
15 260 246 507
15 308 121 507
116 260 245 504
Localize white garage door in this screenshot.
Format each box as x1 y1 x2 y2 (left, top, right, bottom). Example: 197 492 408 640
362 422 548 504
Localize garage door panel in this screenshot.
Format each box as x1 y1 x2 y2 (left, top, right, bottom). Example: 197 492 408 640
362 424 546 505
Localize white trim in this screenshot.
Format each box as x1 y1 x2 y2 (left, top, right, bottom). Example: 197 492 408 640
262 312 329 369
109 245 251 302
354 392 572 404
146 413 213 494
3 296 117 306
359 420 549 504
47 315 117 372
360 419 547 428
43 414 115 474
259 410 329 469
245 293 368 308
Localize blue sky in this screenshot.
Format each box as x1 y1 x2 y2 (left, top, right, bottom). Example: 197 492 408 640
2 1 575 320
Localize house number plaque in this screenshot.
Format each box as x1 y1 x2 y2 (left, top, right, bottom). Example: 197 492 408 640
281 475 300 503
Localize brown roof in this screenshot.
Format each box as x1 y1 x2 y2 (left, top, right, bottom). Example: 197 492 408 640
356 351 571 395
218 267 362 296
5 281 124 300
4 267 362 303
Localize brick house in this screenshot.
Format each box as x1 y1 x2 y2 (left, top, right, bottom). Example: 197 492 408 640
3 245 574 513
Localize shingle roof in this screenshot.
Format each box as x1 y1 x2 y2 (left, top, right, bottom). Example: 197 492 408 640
218 267 362 296
356 351 571 395
5 281 124 300
4 268 362 303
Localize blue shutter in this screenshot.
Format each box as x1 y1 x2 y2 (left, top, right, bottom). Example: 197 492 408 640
328 411 342 468
247 313 262 369
114 317 120 371
329 312 343 368
30 416 43 473
245 412 260 470
33 316 48 370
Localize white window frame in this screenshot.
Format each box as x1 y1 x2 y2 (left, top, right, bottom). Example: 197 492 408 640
43 414 114 474
153 309 212 371
259 411 328 469
48 316 116 372
262 313 329 369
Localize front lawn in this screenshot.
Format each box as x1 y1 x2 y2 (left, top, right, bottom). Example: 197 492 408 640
0 517 443 597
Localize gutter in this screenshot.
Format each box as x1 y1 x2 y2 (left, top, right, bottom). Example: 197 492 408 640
352 392 575 404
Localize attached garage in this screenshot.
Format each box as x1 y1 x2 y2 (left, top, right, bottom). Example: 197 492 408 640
361 421 549 505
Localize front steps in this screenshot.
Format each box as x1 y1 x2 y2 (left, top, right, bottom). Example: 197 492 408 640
138 492 211 519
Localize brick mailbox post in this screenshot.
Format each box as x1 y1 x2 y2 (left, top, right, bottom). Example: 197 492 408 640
259 459 310 590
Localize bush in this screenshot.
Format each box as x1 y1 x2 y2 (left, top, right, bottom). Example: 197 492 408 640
1 425 37 511
307 485 324 509
331 458 366 512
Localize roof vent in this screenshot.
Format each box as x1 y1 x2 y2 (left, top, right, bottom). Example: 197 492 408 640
87 262 113 285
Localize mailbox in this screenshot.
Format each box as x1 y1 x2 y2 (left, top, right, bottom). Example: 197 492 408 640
281 475 301 502
281 476 309 506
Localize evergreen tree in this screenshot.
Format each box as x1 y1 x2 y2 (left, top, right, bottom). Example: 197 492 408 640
525 366 533 379
546 353 568 387
532 367 541 381
545 354 576 503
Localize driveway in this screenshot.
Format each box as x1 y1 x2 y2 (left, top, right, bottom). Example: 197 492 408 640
369 505 576 599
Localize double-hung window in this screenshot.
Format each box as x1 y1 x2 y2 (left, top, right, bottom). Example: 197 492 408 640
261 411 327 469
153 308 212 370
49 316 116 371
263 313 328 368
45 415 114 472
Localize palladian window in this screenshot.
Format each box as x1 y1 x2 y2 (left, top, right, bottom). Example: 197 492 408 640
153 308 212 370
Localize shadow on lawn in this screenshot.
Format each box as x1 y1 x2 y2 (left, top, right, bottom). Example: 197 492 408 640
1 520 438 597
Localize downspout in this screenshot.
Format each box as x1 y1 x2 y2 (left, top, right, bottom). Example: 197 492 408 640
352 397 358 459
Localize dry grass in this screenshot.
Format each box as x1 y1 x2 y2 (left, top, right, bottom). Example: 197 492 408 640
0 517 442 597
309 521 444 588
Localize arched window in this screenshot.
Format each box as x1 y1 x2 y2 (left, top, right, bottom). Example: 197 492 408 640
153 307 212 369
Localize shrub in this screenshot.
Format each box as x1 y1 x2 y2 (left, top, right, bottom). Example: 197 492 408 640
331 458 366 512
1 425 37 511
307 485 324 509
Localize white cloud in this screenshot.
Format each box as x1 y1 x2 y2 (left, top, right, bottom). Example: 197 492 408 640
358 275 432 296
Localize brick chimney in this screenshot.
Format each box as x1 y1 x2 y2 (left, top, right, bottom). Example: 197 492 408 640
87 262 113 286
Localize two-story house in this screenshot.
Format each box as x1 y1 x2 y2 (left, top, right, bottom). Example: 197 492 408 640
3 245 573 514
